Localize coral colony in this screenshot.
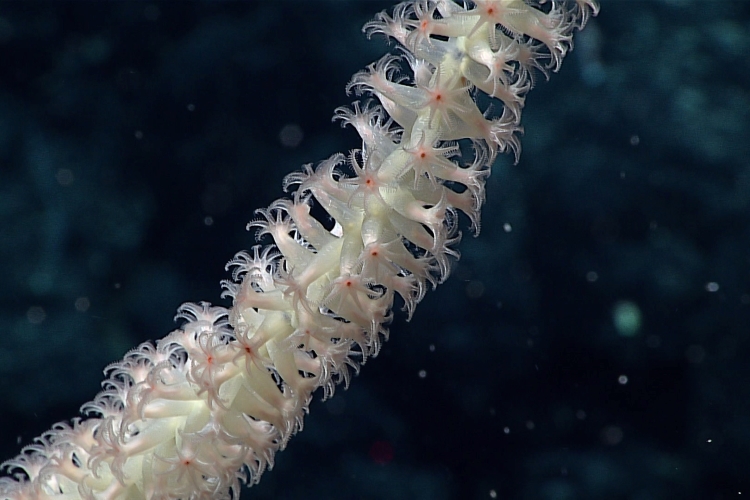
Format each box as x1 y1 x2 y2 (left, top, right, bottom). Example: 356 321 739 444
0 1 596 499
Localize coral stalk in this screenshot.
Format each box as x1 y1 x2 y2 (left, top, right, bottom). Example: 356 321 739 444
0 1 597 499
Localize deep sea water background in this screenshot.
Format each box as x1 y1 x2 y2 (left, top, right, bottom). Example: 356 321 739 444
0 1 749 499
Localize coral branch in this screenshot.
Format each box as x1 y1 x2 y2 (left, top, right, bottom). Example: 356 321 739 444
0 1 597 499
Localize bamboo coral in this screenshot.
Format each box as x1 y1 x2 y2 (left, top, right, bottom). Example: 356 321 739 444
0 1 597 498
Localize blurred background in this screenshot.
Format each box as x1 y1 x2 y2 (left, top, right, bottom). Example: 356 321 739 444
0 1 748 499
